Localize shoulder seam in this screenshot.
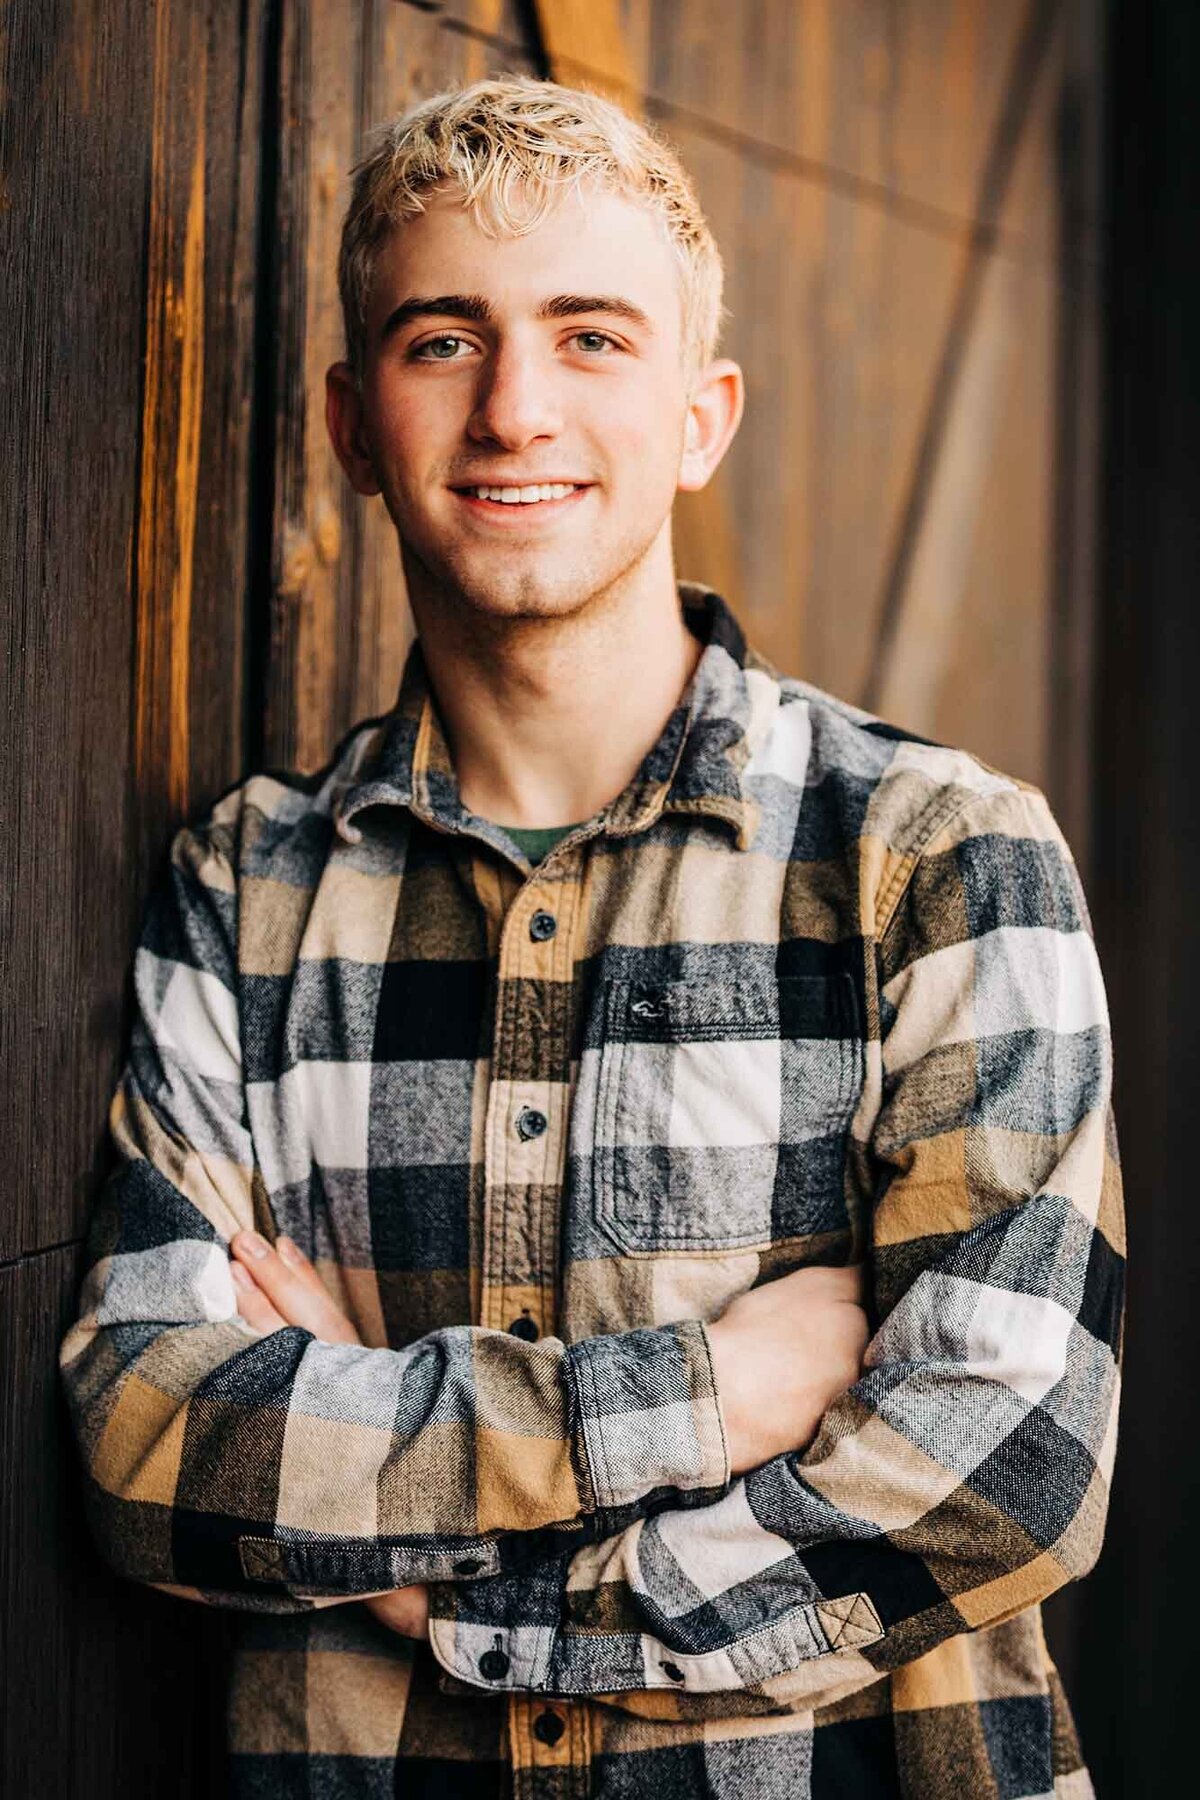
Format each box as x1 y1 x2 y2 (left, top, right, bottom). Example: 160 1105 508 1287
875 780 1040 946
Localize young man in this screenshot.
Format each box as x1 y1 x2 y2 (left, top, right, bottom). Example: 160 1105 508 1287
62 76 1123 1800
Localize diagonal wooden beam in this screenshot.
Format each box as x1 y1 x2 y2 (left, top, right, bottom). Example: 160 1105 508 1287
531 0 638 100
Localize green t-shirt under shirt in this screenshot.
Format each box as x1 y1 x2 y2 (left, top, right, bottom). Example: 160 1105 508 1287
501 822 584 864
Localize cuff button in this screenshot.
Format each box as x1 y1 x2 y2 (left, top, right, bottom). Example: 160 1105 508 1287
479 1637 511 1681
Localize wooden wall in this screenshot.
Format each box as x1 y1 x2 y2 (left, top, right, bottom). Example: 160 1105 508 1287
0 2 1109 1792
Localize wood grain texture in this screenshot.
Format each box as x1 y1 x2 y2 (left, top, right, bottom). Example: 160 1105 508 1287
0 0 154 1264
0 1246 231 1797
134 0 208 845
0 0 263 1261
264 0 366 771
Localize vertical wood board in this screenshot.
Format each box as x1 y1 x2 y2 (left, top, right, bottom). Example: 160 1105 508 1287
0 0 265 1262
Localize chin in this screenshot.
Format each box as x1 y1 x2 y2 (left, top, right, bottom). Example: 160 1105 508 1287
399 512 666 624
421 545 617 622
457 576 593 621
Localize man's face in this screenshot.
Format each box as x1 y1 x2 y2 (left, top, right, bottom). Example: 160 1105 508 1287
344 184 700 621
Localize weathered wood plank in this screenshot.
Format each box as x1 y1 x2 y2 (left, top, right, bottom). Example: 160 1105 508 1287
263 0 366 771
0 0 262 1262
0 1245 230 1796
133 0 210 866
0 0 153 1263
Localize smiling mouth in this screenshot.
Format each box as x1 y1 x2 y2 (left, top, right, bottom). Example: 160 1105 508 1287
450 482 592 516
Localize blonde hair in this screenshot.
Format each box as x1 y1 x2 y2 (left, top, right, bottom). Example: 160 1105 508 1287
338 75 726 385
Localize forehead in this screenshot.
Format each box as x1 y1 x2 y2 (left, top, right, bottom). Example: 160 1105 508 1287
366 184 683 336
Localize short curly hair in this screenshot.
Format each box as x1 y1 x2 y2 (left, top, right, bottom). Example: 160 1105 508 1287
338 75 727 386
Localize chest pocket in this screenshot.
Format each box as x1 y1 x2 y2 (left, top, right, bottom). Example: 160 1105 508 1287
592 972 862 1255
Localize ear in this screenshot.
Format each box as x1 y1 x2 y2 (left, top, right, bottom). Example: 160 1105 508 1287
677 358 745 493
325 361 383 497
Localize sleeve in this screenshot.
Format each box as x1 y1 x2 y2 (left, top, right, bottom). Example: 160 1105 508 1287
421 783 1125 1712
59 811 729 1616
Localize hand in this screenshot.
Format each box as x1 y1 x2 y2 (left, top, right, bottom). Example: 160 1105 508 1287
706 1263 870 1476
228 1229 363 1344
229 1229 431 1640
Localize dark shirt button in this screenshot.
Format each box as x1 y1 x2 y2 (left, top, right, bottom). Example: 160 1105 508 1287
529 910 557 942
532 1708 566 1746
661 1661 685 1683
479 1645 511 1681
516 1106 548 1140
508 1315 539 1341
452 1557 484 1575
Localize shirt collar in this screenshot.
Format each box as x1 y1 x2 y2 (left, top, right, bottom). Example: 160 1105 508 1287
333 582 772 851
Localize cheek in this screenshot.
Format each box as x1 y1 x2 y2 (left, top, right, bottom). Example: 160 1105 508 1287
599 392 685 488
367 381 452 476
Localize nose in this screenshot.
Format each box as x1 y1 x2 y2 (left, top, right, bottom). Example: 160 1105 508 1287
466 337 562 452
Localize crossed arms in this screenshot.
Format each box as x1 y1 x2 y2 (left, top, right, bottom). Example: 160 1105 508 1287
59 780 1124 1711
224 1230 870 1645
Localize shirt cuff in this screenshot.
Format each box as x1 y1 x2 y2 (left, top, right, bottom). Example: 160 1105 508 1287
563 1318 730 1511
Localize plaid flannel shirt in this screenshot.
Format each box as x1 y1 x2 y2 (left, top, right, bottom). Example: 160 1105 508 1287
61 584 1123 1799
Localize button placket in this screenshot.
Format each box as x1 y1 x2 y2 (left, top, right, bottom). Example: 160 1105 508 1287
478 873 579 1338
509 1693 581 1781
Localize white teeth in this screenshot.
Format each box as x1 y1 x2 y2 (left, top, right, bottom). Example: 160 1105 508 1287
469 483 579 503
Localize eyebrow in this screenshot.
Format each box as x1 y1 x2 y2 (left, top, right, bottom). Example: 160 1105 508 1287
378 292 656 342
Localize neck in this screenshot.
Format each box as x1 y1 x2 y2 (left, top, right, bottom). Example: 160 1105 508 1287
404 539 703 828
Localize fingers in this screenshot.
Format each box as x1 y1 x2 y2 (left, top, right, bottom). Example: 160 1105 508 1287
229 1231 363 1345
230 1260 289 1335
363 1585 431 1639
